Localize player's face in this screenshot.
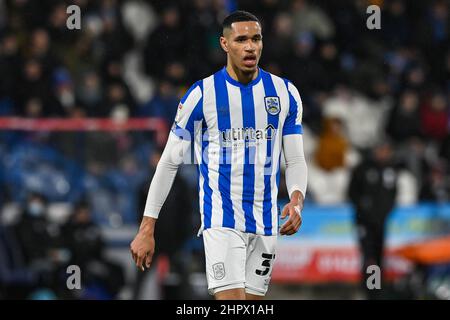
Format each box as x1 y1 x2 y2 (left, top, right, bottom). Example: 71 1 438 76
221 21 263 73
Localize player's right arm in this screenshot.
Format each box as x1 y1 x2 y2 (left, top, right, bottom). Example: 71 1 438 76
130 81 203 271
130 134 192 270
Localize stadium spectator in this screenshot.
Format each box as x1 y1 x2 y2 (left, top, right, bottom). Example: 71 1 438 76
420 90 449 141
386 90 421 142
0 31 21 106
14 192 68 298
315 117 348 171
291 0 335 40
75 71 103 116
419 162 450 203
262 12 294 67
0 223 44 299
307 116 352 204
64 200 125 299
138 79 179 125
143 5 186 79
348 141 399 300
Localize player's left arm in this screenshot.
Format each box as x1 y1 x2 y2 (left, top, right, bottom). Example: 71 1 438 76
280 134 307 235
280 81 307 236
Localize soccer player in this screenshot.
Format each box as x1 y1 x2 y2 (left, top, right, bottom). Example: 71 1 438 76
130 10 307 300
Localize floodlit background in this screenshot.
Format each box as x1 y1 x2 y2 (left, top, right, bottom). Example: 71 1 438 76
0 0 449 300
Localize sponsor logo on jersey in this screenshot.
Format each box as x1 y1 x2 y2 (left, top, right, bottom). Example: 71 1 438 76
221 124 276 143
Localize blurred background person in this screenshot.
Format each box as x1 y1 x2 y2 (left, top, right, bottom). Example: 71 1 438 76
13 192 67 299
308 116 353 205
0 213 45 299
348 141 398 300
64 200 125 299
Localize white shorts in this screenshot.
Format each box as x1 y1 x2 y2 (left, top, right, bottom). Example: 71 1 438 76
202 227 277 296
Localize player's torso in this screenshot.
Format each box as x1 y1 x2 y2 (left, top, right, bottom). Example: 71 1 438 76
196 68 293 235
199 68 290 172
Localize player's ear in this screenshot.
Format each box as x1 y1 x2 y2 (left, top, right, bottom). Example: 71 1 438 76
220 36 228 53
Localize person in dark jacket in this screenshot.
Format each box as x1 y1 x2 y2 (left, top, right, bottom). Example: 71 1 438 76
0 224 42 299
348 141 398 299
64 200 125 299
13 192 67 298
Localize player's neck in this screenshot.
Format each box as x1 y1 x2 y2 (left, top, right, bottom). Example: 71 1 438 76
226 64 258 85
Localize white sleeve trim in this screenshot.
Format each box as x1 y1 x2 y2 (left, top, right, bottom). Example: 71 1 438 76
283 134 308 200
143 132 192 218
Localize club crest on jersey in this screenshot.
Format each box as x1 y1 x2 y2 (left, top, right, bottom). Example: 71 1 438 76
264 96 280 115
212 262 225 280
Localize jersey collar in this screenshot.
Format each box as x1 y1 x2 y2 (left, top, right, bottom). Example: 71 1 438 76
222 67 262 88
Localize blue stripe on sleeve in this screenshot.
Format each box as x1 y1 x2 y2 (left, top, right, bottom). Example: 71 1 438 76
282 124 303 135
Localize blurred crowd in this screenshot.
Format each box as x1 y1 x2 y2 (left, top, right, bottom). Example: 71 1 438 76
0 0 449 299
0 0 449 204
0 192 125 299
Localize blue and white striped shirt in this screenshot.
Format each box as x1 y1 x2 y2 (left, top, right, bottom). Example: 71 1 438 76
171 67 303 236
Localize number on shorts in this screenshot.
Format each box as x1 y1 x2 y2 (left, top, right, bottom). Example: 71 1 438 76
255 253 275 276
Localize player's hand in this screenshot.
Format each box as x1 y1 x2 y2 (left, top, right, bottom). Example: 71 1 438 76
280 191 304 235
130 217 156 271
130 231 154 271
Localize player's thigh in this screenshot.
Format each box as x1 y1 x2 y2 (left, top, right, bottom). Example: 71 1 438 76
203 228 247 296
245 235 277 296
